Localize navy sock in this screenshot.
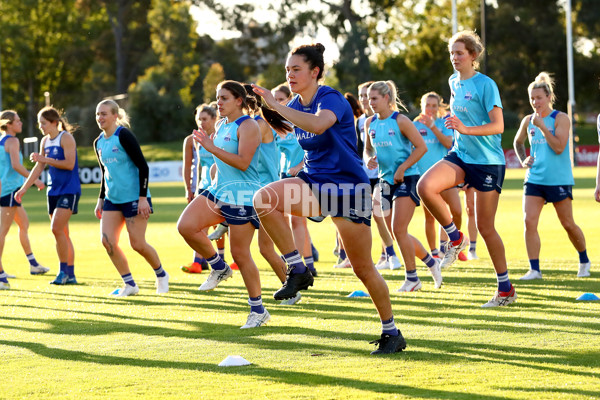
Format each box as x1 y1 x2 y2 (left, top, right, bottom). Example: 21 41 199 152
421 254 436 268
283 250 307 274
578 250 590 264
121 273 136 287
153 265 166 278
217 248 225 263
442 223 460 242
340 249 347 260
0 271 8 283
529 259 540 272
26 253 39 267
469 241 477 252
194 256 205 264
207 253 227 271
406 270 419 282
385 245 396 257
381 317 399 336
60 262 68 273
440 240 449 253
497 271 511 292
248 296 265 314
431 248 440 257
304 256 315 271
67 265 75 278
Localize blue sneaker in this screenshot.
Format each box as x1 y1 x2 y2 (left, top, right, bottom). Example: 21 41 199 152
311 243 319 262
50 271 68 285
66 276 78 285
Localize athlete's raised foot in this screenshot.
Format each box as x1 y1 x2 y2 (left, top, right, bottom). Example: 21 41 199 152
273 267 314 300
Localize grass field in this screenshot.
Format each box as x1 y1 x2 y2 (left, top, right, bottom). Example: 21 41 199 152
1 167 599 399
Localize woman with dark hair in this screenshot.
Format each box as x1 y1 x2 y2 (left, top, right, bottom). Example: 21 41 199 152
178 80 269 329
252 44 406 354
16 106 81 285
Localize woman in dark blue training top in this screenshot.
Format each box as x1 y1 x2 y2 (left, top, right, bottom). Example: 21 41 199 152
252 43 406 354
17 106 81 285
94 99 169 297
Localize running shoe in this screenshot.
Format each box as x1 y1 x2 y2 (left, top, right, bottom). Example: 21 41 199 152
370 330 407 354
440 233 468 269
333 246 340 258
308 266 318 277
156 271 169 294
30 264 50 275
181 262 203 274
50 271 69 285
467 250 479 260
240 309 271 329
66 276 78 285
397 279 422 292
481 285 517 308
375 256 389 270
458 251 468 262
273 266 314 300
311 243 319 262
198 265 233 291
389 255 403 270
578 262 591 278
208 224 229 240
333 258 352 268
519 269 542 280
429 259 443 289
0 281 10 290
112 284 140 297
5 273 16 279
280 291 302 305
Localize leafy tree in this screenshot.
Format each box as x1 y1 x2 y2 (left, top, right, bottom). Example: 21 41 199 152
203 63 225 103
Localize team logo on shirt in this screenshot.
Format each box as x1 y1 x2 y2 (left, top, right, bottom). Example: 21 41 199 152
112 146 119 153
62 198 69 206
224 132 231 142
400 182 406 190
464 91 473 101
419 128 427 136
132 201 138 210
52 148 59 155
559 186 565 194
369 129 376 139
529 128 535 137
485 175 493 185
238 208 247 217
388 129 395 136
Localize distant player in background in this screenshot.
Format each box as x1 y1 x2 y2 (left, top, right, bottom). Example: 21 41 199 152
595 111 600 203
94 99 169 297
0 110 48 289
513 72 590 279
16 106 81 285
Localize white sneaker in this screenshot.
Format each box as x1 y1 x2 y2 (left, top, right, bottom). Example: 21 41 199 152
467 250 479 260
389 255 403 270
481 285 517 308
199 265 233 291
0 281 10 290
208 224 229 240
156 271 169 294
30 264 50 275
333 258 352 268
440 234 468 269
5 272 16 279
429 259 443 289
113 284 140 297
519 269 542 280
280 291 301 305
240 309 270 329
397 279 422 292
375 257 389 270
578 262 591 278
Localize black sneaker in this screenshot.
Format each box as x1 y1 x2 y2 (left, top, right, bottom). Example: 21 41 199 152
273 266 314 300
370 330 407 354
309 266 318 277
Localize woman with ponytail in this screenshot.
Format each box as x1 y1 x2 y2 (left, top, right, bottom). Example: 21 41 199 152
513 72 590 279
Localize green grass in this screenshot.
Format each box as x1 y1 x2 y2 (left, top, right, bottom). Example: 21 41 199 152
1 168 599 399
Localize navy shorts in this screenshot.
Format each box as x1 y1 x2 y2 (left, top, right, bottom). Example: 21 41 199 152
103 198 154 218
379 175 420 211
524 182 573 203
200 190 260 229
296 171 372 226
444 152 505 193
0 190 21 207
48 193 80 215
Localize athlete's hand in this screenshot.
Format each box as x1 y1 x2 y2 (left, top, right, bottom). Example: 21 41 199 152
532 114 545 130
193 128 216 153
417 113 434 128
445 115 467 134
15 188 25 203
185 188 194 203
30 152 46 163
251 84 278 109
393 168 405 184
367 156 378 170
95 198 104 219
288 164 302 176
522 155 535 168
137 197 151 220
34 179 45 190
595 186 600 202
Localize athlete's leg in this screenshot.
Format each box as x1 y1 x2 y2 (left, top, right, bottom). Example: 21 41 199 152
523 194 545 261
474 190 507 274
391 197 417 271
177 194 226 258
258 225 286 282
50 208 75 264
230 223 262 298
125 214 161 269
14 206 32 255
100 211 129 275
553 197 587 252
417 161 465 226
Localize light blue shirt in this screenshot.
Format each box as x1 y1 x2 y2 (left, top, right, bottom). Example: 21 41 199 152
275 130 304 175
415 118 453 174
525 110 574 186
369 111 419 184
357 114 379 179
449 72 505 165
197 144 214 191
0 135 24 196
257 136 280 186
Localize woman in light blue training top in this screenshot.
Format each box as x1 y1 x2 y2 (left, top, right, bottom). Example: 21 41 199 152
17 107 81 285
94 100 169 297
417 30 516 308
364 81 442 292
252 43 406 354
513 72 590 280
178 80 269 329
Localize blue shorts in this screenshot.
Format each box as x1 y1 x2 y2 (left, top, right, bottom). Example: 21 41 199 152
48 193 80 215
296 171 372 226
200 190 260 229
103 198 154 218
444 152 505 193
379 175 420 211
524 182 573 203
0 190 21 207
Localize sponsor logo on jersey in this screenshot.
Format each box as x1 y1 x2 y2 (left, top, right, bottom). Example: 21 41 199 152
374 141 393 147
452 105 468 113
296 130 316 140
419 128 427 136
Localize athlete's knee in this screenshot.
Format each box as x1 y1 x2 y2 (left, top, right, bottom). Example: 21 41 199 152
253 187 275 214
129 238 148 254
177 217 196 239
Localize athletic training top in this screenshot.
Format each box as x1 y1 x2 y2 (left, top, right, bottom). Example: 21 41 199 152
206 115 260 206
94 126 151 203
525 110 574 186
43 131 81 196
255 116 280 186
369 111 419 184
415 117 453 174
275 130 304 175
357 114 379 179
287 85 368 192
597 113 600 143
0 135 24 196
197 142 214 191
449 72 505 165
